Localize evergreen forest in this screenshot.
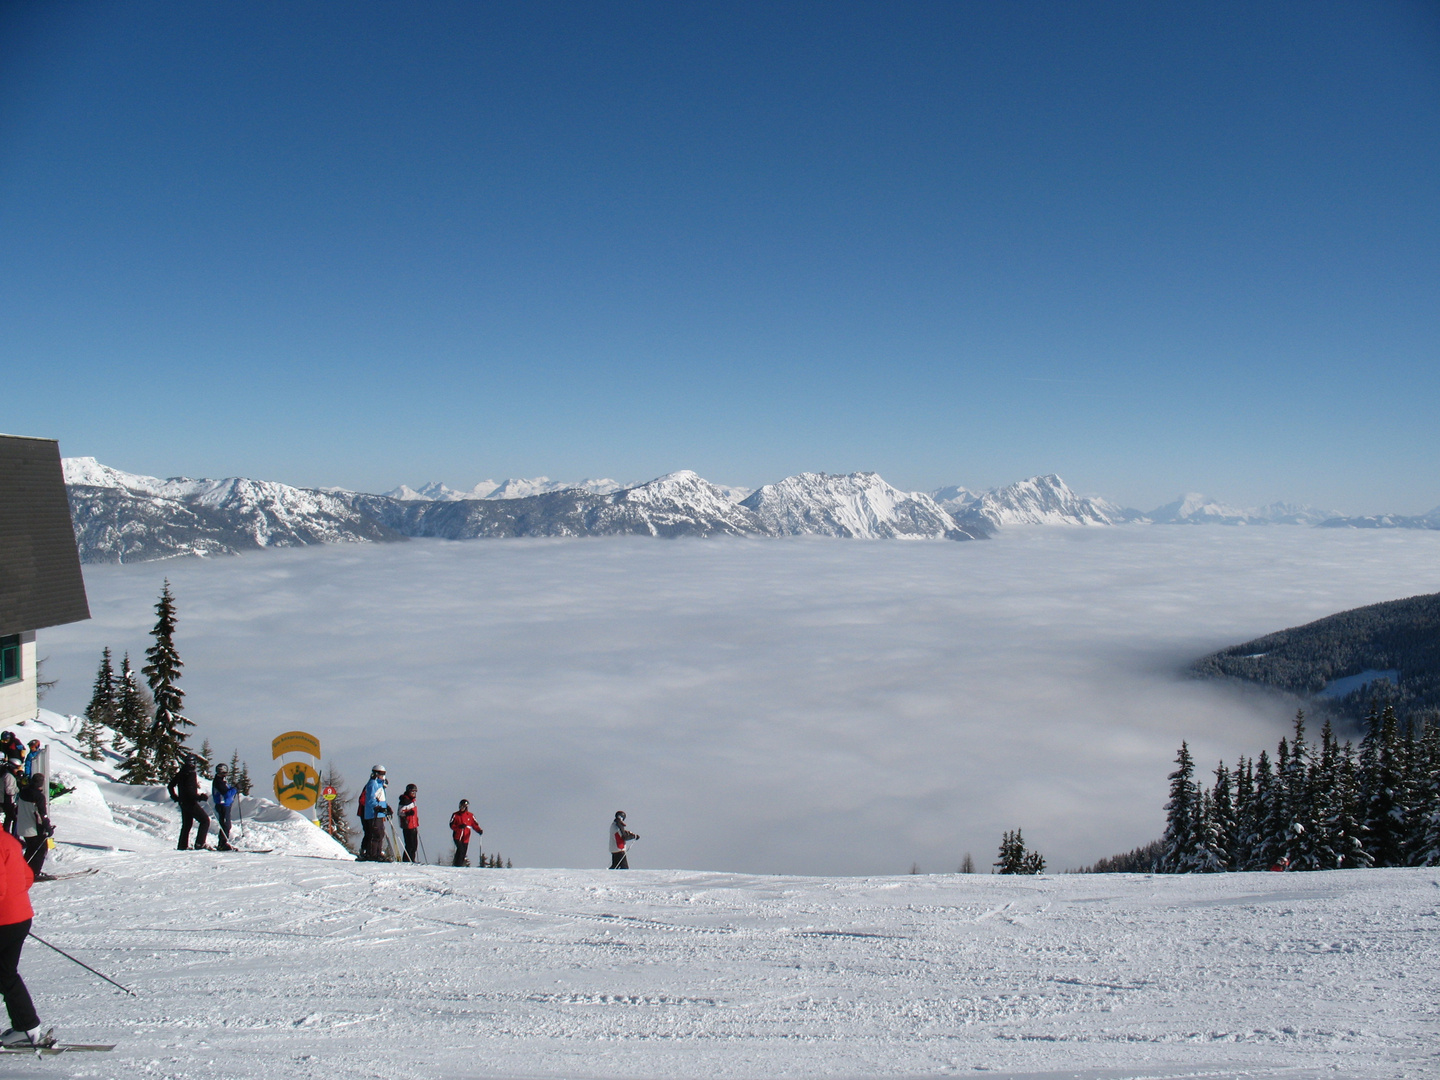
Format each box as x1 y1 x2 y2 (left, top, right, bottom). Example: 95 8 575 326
1193 591 1440 722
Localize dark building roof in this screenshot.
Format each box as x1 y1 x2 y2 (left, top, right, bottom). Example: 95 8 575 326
0 435 90 637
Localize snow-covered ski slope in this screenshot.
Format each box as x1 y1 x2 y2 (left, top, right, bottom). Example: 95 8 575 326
15 718 1440 1080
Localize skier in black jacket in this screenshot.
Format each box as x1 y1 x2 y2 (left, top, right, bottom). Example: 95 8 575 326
168 755 211 851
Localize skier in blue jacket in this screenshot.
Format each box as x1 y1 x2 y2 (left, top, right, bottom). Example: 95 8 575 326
211 765 237 852
358 766 391 861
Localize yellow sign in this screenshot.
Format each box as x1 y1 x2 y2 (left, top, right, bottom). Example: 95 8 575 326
272 731 321 759
273 761 321 810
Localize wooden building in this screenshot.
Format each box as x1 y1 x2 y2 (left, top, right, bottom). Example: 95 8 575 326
0 435 90 725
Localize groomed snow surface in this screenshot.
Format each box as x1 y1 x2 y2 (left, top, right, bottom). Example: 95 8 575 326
17 714 1440 1079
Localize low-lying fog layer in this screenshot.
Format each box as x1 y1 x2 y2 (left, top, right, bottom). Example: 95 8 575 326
41 527 1440 874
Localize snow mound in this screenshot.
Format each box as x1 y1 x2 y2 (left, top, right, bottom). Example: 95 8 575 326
18 710 351 863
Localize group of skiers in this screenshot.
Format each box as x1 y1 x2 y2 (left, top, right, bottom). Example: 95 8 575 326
166 754 239 852
353 765 641 869
356 765 480 866
0 756 646 1053
0 733 52 881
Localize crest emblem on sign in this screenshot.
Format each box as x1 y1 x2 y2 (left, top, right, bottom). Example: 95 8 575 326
274 761 321 809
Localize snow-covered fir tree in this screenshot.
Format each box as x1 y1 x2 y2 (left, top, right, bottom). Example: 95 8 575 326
1159 742 1202 872
994 829 1044 874
1361 706 1407 866
142 580 194 782
79 647 118 761
117 653 155 784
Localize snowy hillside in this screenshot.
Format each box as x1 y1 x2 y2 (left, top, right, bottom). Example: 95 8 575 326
15 713 1438 1080
743 471 981 539
954 474 1138 528
21 709 350 861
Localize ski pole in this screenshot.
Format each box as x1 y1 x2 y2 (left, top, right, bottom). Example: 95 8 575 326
27 931 136 997
386 818 402 862
418 833 429 865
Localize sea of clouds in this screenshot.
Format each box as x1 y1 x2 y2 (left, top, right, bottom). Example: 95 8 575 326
39 527 1440 875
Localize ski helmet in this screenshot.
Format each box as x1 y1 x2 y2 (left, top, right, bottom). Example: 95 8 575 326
215 764 228 775
372 765 386 774
458 798 469 809
615 810 626 821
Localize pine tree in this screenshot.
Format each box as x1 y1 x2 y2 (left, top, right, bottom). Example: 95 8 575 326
1362 706 1406 866
1231 757 1256 870
1329 742 1371 869
237 760 252 796
994 829 1026 874
228 749 242 783
79 648 118 761
1407 717 1440 865
1159 742 1200 872
1251 751 1281 871
315 762 355 852
1262 738 1294 869
1208 761 1235 870
197 739 214 778
117 654 155 784
1282 711 1322 870
959 853 975 874
142 581 194 781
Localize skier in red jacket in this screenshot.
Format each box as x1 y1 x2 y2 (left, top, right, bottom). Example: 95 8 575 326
396 785 419 863
0 830 47 1048
448 800 481 867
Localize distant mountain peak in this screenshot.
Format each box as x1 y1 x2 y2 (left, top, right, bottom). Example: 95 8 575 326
742 471 975 539
954 474 1137 528
1150 494 1339 526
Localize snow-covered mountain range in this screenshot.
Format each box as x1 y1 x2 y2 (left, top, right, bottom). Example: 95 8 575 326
384 477 625 501
742 472 982 540
944 474 1139 529
1148 493 1342 526
57 456 1409 563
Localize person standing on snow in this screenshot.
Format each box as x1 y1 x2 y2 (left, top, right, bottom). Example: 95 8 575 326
0 764 18 838
358 766 391 861
608 810 638 869
211 764 237 852
448 800 481 867
21 743 40 780
0 826 48 1048
13 775 49 879
167 754 211 851
396 784 419 863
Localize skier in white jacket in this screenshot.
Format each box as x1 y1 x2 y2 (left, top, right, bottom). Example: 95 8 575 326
608 811 638 869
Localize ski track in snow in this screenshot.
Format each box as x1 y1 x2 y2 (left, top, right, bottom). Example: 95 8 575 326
24 854 1440 1080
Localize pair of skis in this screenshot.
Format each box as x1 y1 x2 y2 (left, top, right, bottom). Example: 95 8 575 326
0 1042 114 1055
0 1029 113 1055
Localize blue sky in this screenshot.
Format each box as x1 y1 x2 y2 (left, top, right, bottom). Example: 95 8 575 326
2 2 1437 513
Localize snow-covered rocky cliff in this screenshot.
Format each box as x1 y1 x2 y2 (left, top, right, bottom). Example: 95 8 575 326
64 457 401 563
952 474 1138 529
742 472 983 539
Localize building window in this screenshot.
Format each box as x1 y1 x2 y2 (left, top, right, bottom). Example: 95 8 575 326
0 637 18 685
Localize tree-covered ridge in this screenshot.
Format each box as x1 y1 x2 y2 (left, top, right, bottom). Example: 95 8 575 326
1192 591 1440 722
